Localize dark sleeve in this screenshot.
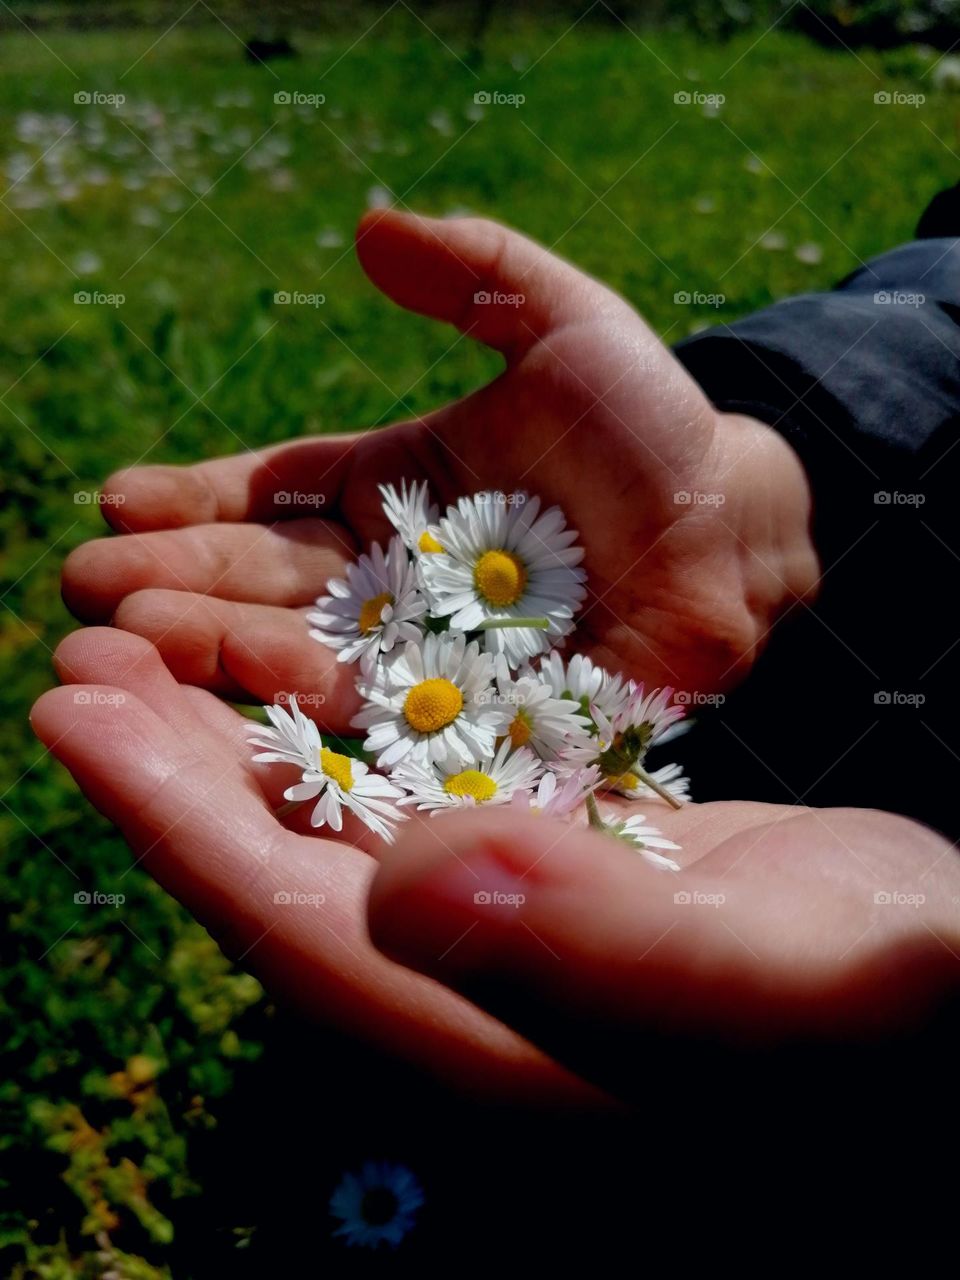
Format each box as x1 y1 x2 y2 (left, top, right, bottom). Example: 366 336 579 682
667 232 960 837
673 237 960 562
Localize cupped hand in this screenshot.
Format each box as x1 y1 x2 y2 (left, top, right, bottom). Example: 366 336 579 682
33 630 959 1109
31 628 594 1103
369 794 960 1104
61 210 820 734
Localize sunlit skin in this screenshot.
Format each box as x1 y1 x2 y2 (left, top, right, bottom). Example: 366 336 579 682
59 209 820 724
39 212 959 1106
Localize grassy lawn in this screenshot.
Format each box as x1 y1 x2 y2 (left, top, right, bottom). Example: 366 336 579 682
1 12 954 1273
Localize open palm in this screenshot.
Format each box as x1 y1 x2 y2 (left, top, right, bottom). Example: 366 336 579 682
33 627 959 1106
63 210 818 731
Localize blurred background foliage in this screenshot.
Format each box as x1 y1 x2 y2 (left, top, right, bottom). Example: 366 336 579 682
1 1 957 1273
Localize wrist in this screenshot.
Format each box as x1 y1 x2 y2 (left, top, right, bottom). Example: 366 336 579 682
711 410 821 653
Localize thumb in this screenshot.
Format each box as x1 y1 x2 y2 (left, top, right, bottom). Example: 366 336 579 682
354 208 629 359
366 806 765 1099
366 808 940 1101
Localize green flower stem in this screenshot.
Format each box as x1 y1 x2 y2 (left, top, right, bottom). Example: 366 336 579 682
585 791 607 831
274 800 301 820
631 764 684 810
474 616 551 630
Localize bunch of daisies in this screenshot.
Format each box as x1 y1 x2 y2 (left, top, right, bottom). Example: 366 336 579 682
248 481 691 869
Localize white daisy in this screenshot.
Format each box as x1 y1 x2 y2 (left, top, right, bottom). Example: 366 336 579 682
379 478 443 554
591 682 687 783
537 650 632 724
608 813 682 871
516 764 602 819
418 493 587 667
248 702 405 843
352 632 509 769
548 677 689 807
393 740 543 813
491 660 594 761
307 535 426 674
247 698 322 768
610 760 691 805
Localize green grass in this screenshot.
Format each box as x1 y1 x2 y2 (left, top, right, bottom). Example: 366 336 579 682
1 13 955 1274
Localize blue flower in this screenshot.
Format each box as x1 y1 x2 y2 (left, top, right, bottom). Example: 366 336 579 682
329 1160 424 1249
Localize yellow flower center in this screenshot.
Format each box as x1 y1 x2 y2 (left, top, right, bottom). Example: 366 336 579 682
418 529 444 554
358 591 394 635
319 746 354 792
508 710 532 749
443 769 498 802
609 772 639 791
474 549 527 607
403 678 464 734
